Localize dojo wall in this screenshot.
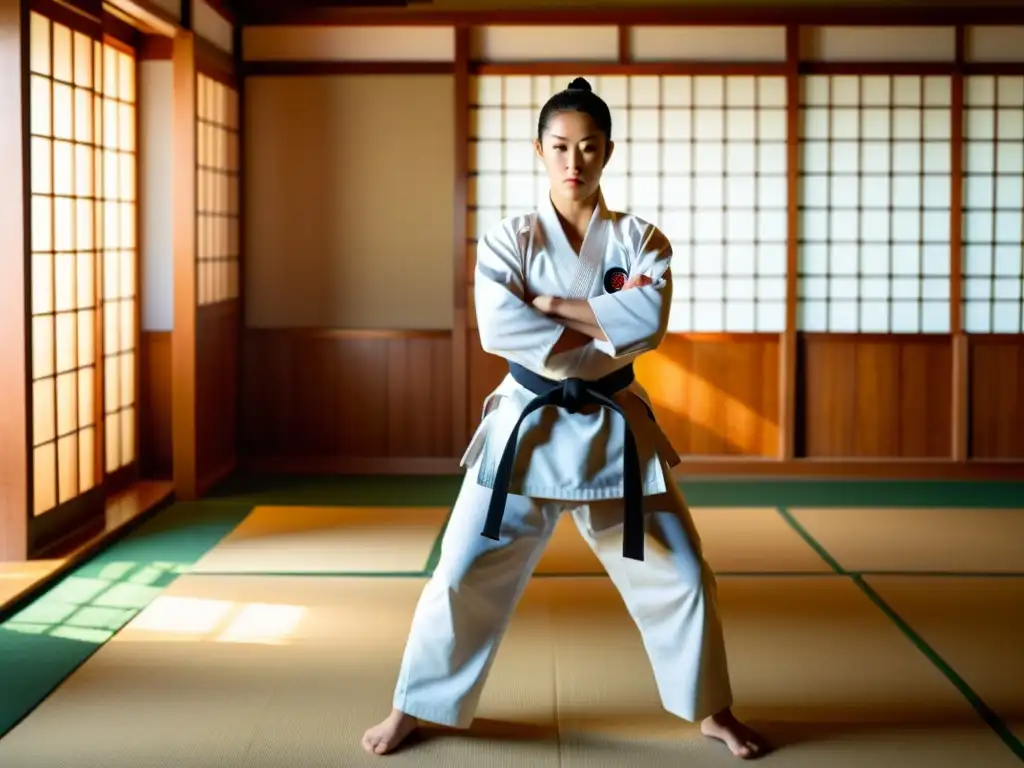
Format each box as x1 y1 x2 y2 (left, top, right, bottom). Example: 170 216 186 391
238 16 1024 476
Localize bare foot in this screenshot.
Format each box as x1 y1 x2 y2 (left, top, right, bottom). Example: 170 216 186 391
362 709 419 756
701 709 767 759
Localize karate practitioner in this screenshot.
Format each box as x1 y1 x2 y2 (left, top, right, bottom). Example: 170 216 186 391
362 78 766 760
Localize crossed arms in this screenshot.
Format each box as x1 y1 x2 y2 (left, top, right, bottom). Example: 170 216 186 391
531 277 653 355
474 221 673 371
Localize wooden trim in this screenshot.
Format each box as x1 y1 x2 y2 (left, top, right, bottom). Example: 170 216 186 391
617 24 630 64
780 24 799 462
103 10 140 48
243 456 464 475
800 332 953 344
671 459 1024 480
241 455 1024 481
200 0 233 26
195 33 235 84
950 26 967 462
241 60 454 77
242 7 1024 28
29 0 101 34
52 0 102 19
104 0 180 37
452 25 469 453
139 32 172 59
246 327 452 341
0 0 30 562
799 62 958 76
470 62 787 76
132 40 142 490
967 334 1024 345
172 31 198 500
234 21 246 485
963 63 1024 76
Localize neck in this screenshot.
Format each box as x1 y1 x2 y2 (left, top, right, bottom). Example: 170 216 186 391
550 189 600 240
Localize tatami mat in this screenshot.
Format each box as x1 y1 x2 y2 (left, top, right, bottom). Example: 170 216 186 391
788 508 1024 573
536 507 833 575
188 506 450 574
0 573 1018 767
864 575 1024 743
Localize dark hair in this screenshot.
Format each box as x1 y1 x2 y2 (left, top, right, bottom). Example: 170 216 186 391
537 77 613 143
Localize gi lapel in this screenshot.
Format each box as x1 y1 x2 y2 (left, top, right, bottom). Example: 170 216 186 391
537 192 613 301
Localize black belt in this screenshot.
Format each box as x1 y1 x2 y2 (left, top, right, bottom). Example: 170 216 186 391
480 362 651 561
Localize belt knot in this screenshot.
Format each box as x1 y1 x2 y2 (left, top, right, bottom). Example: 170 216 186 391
559 378 587 413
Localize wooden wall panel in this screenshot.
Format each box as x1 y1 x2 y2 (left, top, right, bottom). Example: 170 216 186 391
635 334 780 457
466 331 780 458
197 303 239 487
140 332 173 479
802 334 952 458
969 337 1024 460
241 330 454 459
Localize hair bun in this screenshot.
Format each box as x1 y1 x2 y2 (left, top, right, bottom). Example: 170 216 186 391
566 77 592 92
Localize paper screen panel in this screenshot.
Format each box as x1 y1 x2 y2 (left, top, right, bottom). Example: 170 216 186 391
196 73 240 306
100 43 137 473
962 75 1024 334
468 74 788 333
28 12 100 514
798 74 953 333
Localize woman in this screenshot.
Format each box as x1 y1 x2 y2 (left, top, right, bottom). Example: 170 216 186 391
362 78 766 760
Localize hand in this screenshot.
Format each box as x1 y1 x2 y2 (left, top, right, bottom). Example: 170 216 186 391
622 274 653 290
531 295 557 314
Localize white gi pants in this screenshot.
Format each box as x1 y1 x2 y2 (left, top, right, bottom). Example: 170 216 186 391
392 462 734 729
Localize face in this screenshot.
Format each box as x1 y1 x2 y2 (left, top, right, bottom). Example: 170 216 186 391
534 110 614 204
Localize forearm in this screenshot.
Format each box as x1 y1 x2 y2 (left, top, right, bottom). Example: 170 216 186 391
546 299 608 341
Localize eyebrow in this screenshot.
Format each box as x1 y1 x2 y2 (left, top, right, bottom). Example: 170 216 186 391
550 134 597 141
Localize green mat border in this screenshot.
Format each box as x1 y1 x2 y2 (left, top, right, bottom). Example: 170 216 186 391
1 476 1022 762
777 507 1024 761
205 472 1024 509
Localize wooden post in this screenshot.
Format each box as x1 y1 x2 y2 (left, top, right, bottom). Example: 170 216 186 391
779 23 800 460
172 30 198 499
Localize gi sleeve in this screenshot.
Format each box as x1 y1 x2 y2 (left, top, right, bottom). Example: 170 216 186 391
474 221 566 370
588 223 674 358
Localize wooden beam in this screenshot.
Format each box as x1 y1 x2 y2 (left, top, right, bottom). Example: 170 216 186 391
950 25 968 461
0 0 29 561
242 5 1024 27
779 24 799 461
242 60 452 77
172 31 198 499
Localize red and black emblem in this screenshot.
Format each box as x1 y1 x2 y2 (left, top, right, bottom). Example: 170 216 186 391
603 267 628 293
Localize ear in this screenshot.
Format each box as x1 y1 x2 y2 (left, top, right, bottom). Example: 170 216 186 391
603 139 615 168
533 138 544 161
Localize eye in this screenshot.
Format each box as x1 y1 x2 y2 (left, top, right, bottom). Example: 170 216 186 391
553 145 567 151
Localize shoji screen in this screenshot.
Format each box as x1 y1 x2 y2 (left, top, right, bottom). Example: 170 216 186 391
798 74 953 334
468 73 789 333
28 12 102 515
196 72 240 306
100 42 138 475
28 9 140 516
962 75 1024 333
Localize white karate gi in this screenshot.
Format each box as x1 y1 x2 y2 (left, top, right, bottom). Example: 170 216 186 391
391 192 734 728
